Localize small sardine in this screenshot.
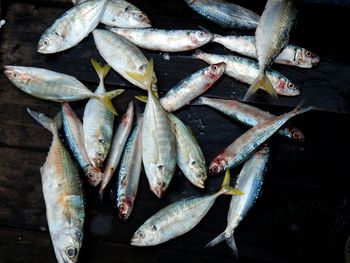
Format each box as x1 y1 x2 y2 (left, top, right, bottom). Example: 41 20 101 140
193 97 305 142
108 28 213 52
62 102 103 186
4 65 123 115
207 146 269 255
184 0 260 30
116 116 143 221
38 0 107 53
210 104 314 175
27 108 84 263
92 29 157 91
213 34 320 68
192 51 299 97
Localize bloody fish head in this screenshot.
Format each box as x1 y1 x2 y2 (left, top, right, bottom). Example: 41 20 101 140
190 29 213 45
205 62 226 80
209 156 226 175
85 165 103 186
4 65 33 86
296 48 320 67
288 126 305 143
275 77 300 96
118 196 134 221
52 227 83 263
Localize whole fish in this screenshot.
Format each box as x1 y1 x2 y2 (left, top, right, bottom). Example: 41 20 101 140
116 116 143 221
210 104 313 175
27 109 84 263
192 51 299 97
38 0 107 54
193 97 305 142
100 101 134 199
168 114 207 188
72 0 151 28
92 29 157 91
62 102 103 186
245 0 296 100
108 28 213 52
207 146 269 255
83 60 117 168
213 34 320 68
184 0 260 30
160 62 226 112
128 60 176 198
3 65 123 115
131 168 243 246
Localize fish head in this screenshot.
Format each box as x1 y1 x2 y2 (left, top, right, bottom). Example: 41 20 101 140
204 62 226 81
131 223 160 246
275 77 300 96
190 30 213 46
126 8 152 28
188 159 207 188
295 47 320 68
209 156 226 175
118 195 134 221
52 228 83 263
86 137 108 168
37 31 61 54
85 165 103 186
283 126 305 143
4 65 34 89
148 163 173 198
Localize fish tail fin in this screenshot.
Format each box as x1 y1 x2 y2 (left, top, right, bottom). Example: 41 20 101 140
206 232 226 248
135 95 148 103
127 59 154 91
218 168 244 196
192 49 204 59
96 89 125 115
91 59 111 81
226 234 239 257
212 34 222 43
293 99 315 115
27 108 62 134
244 71 277 101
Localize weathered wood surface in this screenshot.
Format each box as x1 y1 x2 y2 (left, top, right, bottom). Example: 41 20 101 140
0 0 350 263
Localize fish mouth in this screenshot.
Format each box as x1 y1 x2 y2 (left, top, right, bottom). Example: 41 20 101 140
151 187 164 198
3 65 15 78
194 180 205 189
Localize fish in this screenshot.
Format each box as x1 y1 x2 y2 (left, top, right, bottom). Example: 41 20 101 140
108 28 213 52
72 0 151 28
245 0 296 100
127 59 176 198
62 102 103 186
92 29 157 91
27 108 84 263
131 168 243 246
193 97 305 142
168 113 207 188
3 65 123 115
99 101 134 199
212 34 320 68
38 0 108 54
207 146 269 255
116 116 143 221
192 50 299 97
83 60 118 168
210 104 314 175
184 0 260 30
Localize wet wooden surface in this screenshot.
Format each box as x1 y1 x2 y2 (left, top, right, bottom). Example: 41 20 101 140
0 1 349 263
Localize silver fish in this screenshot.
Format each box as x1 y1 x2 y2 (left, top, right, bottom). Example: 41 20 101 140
38 0 107 53
116 116 143 221
92 29 157 91
83 60 116 168
207 146 269 255
184 0 260 30
168 113 207 188
62 102 103 186
27 108 84 263
213 34 320 68
245 0 296 100
72 0 151 28
108 28 213 52
3 65 123 115
192 50 299 97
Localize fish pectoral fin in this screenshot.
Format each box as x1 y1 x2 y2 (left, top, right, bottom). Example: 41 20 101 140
63 195 84 226
244 72 277 101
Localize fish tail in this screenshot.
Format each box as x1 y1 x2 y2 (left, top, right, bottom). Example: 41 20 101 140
206 232 226 248
96 89 125 115
192 49 204 59
226 234 239 257
126 59 154 91
212 34 222 43
293 99 315 115
135 95 148 103
91 59 111 81
244 71 277 101
27 108 62 134
217 168 244 196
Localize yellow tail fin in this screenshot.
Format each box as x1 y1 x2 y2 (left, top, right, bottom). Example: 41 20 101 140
244 72 278 101
135 95 148 103
91 59 111 80
96 89 125 115
219 168 244 196
126 59 154 91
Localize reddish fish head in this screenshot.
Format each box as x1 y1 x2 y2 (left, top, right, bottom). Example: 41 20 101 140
288 126 305 143
190 30 214 46
4 65 33 89
295 48 320 68
209 156 226 175
85 165 103 186
275 77 300 96
118 195 134 221
204 62 226 81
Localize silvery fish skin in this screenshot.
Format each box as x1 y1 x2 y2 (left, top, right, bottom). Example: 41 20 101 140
72 0 151 28
210 105 313 175
207 146 269 254
159 62 225 112
92 29 157 90
184 0 259 30
213 34 320 68
27 109 84 263
195 97 305 142
62 102 103 186
193 51 299 96
38 0 107 53
100 101 134 196
108 28 213 52
116 116 143 221
168 114 207 188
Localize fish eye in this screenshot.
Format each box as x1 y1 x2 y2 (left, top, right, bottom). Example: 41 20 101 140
288 83 295 89
210 166 219 174
66 247 77 258
198 31 205 37
156 180 164 187
191 160 197 165
137 231 145 239
97 151 103 157
305 51 312 57
138 14 144 19
12 72 18 78
157 165 164 170
43 39 49 46
212 65 218 71
87 173 94 179
292 132 300 140
119 204 126 212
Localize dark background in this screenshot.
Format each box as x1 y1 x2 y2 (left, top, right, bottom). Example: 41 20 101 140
0 0 349 262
